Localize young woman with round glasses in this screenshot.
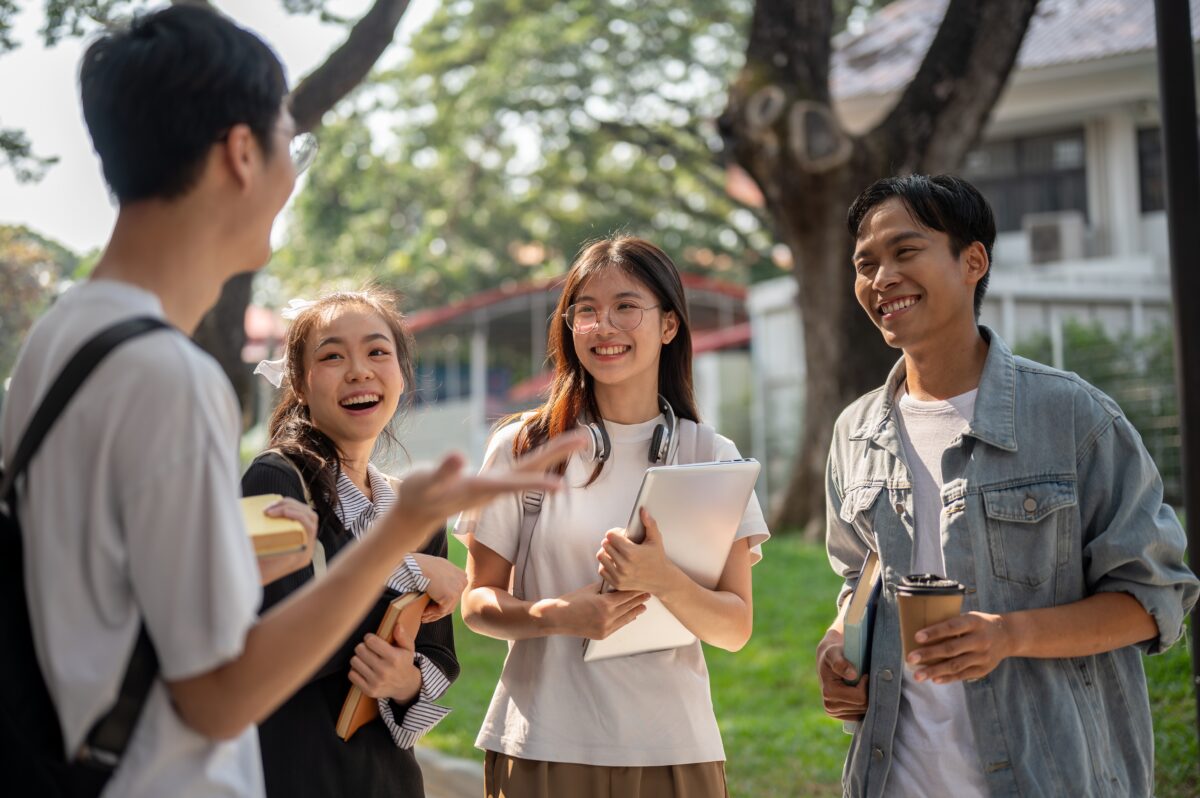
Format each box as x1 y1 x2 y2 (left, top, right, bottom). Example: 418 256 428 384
457 235 770 798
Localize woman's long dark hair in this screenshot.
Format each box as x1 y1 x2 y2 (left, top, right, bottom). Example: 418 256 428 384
266 288 416 519
510 235 699 484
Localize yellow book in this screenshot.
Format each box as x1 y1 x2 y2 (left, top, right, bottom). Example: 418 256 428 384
240 494 307 557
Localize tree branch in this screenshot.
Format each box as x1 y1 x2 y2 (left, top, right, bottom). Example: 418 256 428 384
739 0 834 103
718 0 837 211
869 0 1039 173
288 0 412 132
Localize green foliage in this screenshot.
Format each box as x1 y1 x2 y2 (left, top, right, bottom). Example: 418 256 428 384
2 1 353 182
1146 618 1200 797
0 0 17 50
1013 320 1181 504
272 0 779 310
0 224 77 382
432 535 1198 797
280 0 349 24
0 1 138 181
0 127 58 183
704 539 846 796
40 0 137 45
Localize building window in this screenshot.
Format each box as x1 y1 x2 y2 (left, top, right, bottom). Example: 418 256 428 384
961 129 1088 232
1137 127 1165 213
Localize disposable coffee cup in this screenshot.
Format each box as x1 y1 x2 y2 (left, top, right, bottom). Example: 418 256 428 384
896 574 965 669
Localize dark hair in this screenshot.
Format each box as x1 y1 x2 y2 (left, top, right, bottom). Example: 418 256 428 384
267 288 417 518
509 235 700 485
846 174 995 318
79 4 288 203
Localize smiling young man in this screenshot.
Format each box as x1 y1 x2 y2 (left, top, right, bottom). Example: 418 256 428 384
815 174 1198 798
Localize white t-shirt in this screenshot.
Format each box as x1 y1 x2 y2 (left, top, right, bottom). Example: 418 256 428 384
887 388 988 798
455 415 769 767
1 280 264 797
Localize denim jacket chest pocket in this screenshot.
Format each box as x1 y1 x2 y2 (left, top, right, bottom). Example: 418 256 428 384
981 479 1077 587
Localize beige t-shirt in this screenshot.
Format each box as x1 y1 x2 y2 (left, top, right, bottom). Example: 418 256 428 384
455 415 769 766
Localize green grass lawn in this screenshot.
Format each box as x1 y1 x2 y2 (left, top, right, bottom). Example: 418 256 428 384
426 536 1198 797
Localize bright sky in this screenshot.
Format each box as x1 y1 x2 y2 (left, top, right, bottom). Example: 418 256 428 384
0 0 435 254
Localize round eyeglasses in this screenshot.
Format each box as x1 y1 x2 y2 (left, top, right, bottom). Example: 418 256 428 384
289 132 319 174
563 302 661 334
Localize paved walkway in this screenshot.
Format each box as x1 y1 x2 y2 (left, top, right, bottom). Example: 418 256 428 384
417 746 485 798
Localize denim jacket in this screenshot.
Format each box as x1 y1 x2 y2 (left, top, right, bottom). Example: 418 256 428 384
826 327 1198 798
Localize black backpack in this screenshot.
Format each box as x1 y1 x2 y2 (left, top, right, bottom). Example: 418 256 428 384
0 317 166 797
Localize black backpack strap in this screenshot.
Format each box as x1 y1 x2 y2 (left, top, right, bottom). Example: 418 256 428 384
1 315 168 771
1 316 170 502
77 626 158 769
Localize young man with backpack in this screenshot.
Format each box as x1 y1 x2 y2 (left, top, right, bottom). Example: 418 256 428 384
817 174 1198 797
0 6 576 796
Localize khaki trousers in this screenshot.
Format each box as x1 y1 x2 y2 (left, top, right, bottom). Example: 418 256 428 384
484 751 729 798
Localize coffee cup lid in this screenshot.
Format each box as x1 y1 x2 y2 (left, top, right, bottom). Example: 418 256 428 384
898 573 966 595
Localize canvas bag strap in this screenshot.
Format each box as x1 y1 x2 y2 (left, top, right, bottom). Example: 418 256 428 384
512 489 543 601
478 415 540 601
261 448 326 577
672 418 717 465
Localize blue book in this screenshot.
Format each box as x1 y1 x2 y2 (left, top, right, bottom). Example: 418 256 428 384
841 550 881 735
842 550 881 687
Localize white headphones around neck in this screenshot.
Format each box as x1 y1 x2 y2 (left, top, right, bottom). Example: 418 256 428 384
579 394 678 465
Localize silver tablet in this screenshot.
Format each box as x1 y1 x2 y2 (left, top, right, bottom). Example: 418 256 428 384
583 459 761 662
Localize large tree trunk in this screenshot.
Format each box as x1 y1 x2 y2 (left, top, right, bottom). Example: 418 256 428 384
760 160 896 538
770 171 896 538
721 0 1040 534
191 0 414 424
193 272 255 425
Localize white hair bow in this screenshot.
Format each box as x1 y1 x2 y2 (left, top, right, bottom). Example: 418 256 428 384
253 297 314 388
280 297 317 320
253 357 287 388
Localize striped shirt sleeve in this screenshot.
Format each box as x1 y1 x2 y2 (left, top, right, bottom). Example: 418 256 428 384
387 554 430 595
376 654 453 748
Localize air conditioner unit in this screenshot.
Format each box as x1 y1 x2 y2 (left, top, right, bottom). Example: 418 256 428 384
1023 210 1086 265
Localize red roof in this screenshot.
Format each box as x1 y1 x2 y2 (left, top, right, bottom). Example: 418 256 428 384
406 273 748 335
504 321 752 403
692 321 752 353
